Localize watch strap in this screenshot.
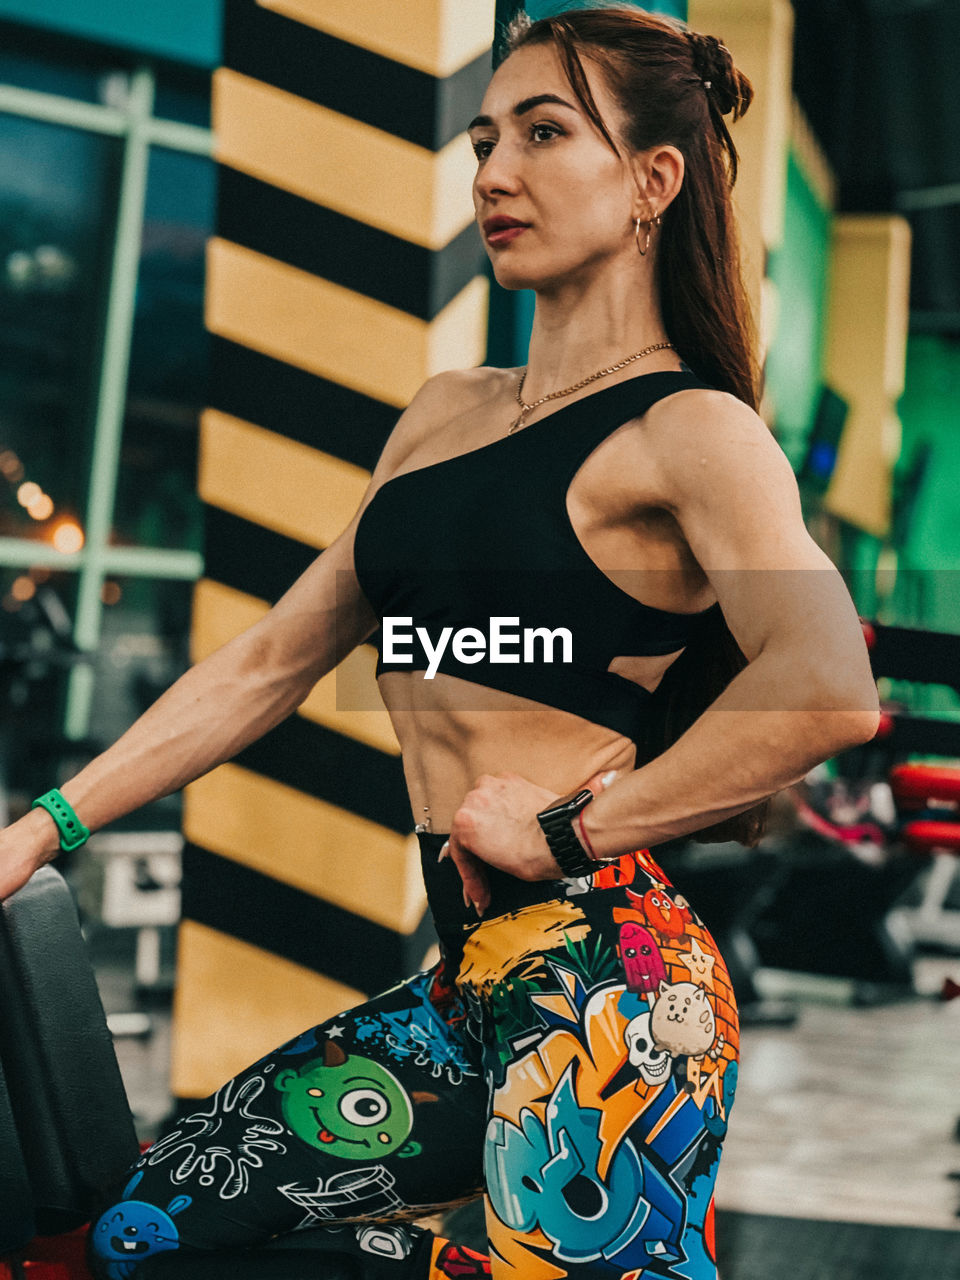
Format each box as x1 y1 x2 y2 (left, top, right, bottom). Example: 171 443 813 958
536 788 605 878
31 788 90 853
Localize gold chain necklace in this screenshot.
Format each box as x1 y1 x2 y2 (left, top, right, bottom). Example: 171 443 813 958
507 340 677 435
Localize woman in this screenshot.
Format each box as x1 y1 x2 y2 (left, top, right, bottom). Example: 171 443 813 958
3 8 878 1280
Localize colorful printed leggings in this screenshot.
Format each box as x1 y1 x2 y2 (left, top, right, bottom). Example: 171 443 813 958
87 834 739 1280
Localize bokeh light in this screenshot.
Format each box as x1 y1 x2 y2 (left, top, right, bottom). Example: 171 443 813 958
52 518 84 554
0 449 24 482
26 493 54 520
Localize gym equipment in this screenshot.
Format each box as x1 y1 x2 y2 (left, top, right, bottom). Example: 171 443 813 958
75 830 183 1038
746 618 960 994
0 1053 34 1254
0 584 92 815
866 622 960 962
0 866 388 1278
888 763 960 952
0 866 139 1253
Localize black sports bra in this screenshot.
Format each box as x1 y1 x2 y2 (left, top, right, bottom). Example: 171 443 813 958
353 365 723 744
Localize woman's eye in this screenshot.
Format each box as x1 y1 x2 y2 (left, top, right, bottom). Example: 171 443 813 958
531 122 562 143
472 123 563 160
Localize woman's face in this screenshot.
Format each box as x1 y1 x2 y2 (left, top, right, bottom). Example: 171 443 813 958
470 42 642 292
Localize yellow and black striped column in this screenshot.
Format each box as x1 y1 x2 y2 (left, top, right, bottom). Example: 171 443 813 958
172 0 495 1098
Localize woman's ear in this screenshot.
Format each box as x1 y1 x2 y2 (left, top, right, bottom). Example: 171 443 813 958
649 144 685 212
630 144 684 220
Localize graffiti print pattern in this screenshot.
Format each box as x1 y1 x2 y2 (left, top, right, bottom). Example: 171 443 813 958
87 845 736 1280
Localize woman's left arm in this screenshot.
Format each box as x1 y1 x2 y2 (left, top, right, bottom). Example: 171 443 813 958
577 389 881 858
447 391 880 904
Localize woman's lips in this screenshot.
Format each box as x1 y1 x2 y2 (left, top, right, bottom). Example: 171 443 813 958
487 225 528 246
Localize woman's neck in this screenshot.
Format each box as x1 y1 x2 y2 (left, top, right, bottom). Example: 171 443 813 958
522 261 672 398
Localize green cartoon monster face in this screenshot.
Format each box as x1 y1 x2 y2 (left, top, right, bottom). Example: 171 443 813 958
274 1040 436 1158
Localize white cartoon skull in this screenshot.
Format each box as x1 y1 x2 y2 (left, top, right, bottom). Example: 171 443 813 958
624 1010 673 1085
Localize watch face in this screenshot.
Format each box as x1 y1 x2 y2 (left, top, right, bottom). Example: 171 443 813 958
543 788 594 819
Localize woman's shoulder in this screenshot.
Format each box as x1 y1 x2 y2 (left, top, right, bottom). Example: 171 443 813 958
398 365 517 440
637 385 795 512
641 384 772 452
373 366 517 476
420 364 518 407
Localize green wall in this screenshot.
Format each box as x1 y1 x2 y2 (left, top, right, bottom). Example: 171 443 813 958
836 335 960 720
764 151 833 471
892 335 960 618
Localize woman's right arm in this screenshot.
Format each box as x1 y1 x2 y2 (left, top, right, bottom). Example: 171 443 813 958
0 370 467 901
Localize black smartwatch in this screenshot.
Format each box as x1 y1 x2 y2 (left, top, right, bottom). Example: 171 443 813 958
536 788 606 878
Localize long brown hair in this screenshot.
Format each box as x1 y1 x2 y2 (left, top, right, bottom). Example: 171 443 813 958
501 6 770 846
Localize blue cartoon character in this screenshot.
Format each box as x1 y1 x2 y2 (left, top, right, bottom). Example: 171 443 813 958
90 1171 191 1279
485 1062 684 1271
704 1060 738 1139
274 1038 437 1158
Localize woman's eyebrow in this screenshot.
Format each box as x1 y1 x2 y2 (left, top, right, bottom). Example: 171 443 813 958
467 93 578 131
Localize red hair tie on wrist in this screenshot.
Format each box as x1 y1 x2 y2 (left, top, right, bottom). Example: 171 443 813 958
576 808 598 860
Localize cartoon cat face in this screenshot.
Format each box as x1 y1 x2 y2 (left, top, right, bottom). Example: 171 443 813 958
650 980 716 1057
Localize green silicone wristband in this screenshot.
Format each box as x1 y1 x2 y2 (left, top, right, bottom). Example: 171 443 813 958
31 788 90 853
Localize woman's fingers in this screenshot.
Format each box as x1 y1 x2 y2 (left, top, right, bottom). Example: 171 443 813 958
438 770 620 910
582 768 619 798
0 852 40 904
447 833 491 918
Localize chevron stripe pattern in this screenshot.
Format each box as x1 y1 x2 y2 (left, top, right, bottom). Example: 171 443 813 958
173 0 494 1099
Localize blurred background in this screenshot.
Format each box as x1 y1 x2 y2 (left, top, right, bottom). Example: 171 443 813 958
1 1 959 1277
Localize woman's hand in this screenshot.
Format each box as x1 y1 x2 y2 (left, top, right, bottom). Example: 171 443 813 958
0 808 61 903
444 769 618 916
0 827 47 903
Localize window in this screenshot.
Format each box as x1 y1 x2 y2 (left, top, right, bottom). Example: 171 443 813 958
113 144 214 554
0 112 116 536
0 29 213 799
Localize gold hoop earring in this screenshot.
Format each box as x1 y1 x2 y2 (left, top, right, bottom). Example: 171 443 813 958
634 212 661 257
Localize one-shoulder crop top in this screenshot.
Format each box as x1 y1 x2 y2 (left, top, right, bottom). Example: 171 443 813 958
353 365 723 745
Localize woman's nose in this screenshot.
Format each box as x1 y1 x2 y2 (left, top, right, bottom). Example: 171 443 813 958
474 143 523 201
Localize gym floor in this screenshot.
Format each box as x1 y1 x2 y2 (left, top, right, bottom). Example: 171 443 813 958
93 941 960 1277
